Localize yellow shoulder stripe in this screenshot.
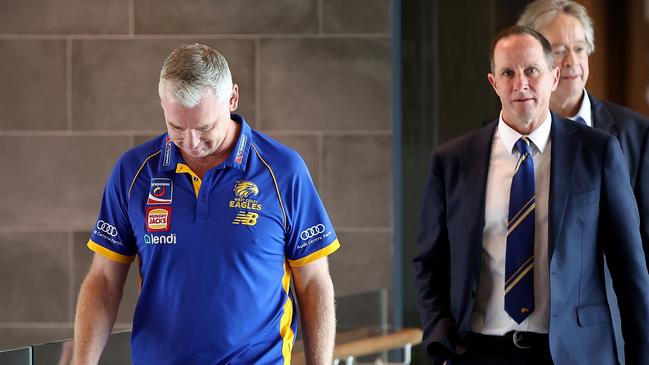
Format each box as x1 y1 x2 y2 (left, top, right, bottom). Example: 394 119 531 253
251 143 288 229
87 240 135 264
289 239 340 267
128 151 161 199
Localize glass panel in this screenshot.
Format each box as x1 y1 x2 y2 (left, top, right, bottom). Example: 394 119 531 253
99 331 132 365
32 340 72 365
31 330 132 365
0 347 31 365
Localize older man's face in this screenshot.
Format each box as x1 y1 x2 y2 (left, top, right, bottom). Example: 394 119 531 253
488 34 559 134
539 12 590 110
160 85 238 160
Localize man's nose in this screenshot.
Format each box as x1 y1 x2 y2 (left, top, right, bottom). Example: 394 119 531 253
185 130 201 148
514 74 529 90
563 48 576 67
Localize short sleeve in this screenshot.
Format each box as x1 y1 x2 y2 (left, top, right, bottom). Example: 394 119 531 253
88 158 137 264
284 156 340 267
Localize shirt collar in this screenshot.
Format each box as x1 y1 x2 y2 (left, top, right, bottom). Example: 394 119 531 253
157 113 253 172
567 89 592 127
158 135 179 172
225 113 252 171
497 110 552 155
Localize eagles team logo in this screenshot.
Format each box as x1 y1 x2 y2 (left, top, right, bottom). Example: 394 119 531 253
233 180 259 198
230 180 262 224
147 178 173 205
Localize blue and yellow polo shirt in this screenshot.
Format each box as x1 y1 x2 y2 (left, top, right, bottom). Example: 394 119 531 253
88 114 340 365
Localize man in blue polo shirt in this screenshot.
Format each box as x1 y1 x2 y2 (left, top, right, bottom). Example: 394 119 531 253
73 44 340 365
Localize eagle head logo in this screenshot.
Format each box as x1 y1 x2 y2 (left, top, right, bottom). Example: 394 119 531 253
233 181 259 198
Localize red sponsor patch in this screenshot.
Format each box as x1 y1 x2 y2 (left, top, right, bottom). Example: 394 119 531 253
146 206 171 232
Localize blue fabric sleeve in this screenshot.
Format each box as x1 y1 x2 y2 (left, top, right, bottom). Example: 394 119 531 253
283 156 339 266
88 157 137 262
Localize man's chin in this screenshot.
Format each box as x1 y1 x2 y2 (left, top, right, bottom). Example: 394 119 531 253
185 149 206 158
557 82 584 98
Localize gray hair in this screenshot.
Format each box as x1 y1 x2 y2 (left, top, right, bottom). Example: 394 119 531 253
159 44 233 107
517 0 595 54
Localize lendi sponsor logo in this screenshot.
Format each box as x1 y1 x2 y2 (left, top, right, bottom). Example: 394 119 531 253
146 207 171 232
143 233 177 245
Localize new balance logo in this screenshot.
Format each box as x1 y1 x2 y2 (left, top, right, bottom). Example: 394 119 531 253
232 212 259 226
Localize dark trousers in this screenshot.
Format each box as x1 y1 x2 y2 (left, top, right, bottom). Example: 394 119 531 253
448 332 553 365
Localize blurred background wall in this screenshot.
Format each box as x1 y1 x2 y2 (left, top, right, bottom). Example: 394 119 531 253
0 0 391 349
1 0 648 362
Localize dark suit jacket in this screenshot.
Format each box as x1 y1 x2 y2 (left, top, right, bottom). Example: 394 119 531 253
413 113 649 365
590 93 649 264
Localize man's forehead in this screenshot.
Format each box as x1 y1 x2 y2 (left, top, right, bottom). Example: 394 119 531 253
494 35 543 59
542 12 586 42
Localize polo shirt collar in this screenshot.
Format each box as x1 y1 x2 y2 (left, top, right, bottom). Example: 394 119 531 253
159 135 179 172
157 113 253 172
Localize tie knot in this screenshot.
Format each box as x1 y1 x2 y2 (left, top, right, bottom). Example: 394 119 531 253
515 137 532 156
574 117 586 125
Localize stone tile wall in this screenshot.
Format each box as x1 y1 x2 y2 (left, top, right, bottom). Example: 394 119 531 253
0 0 391 348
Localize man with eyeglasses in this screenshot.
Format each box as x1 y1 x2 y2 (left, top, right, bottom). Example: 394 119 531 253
518 1 649 363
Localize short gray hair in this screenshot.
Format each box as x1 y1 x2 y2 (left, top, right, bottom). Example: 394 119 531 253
517 0 595 54
159 44 233 107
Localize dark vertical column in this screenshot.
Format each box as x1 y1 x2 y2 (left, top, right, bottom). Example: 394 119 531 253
604 0 630 106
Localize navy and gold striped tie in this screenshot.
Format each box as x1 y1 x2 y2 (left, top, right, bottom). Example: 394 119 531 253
505 137 535 323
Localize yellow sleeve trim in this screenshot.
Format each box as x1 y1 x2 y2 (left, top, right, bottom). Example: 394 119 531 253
87 240 135 264
289 239 340 267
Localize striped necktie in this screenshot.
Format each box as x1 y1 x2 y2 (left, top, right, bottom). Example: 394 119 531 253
505 137 535 324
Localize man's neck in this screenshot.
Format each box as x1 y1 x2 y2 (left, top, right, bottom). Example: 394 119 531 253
550 91 584 118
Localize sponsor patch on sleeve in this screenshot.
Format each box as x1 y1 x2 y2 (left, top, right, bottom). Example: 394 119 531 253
296 223 332 249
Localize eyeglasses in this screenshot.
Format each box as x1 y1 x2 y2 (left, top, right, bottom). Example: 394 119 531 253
551 44 589 62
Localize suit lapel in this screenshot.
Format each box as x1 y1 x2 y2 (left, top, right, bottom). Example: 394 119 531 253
589 93 616 134
459 121 497 282
548 114 580 259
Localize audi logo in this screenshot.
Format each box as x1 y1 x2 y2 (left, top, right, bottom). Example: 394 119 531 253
300 224 326 240
96 220 118 237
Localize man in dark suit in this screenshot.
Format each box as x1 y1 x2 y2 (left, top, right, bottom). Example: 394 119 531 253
517 2 649 362
413 25 649 365
516 3 649 219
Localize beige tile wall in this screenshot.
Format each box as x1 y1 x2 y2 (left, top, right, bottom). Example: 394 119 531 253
0 0 391 349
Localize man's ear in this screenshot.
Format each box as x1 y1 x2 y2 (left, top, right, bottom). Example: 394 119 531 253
487 73 498 95
229 84 239 112
550 66 560 91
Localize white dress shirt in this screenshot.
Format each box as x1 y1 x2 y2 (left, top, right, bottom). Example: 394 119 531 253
470 112 552 335
568 89 592 126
